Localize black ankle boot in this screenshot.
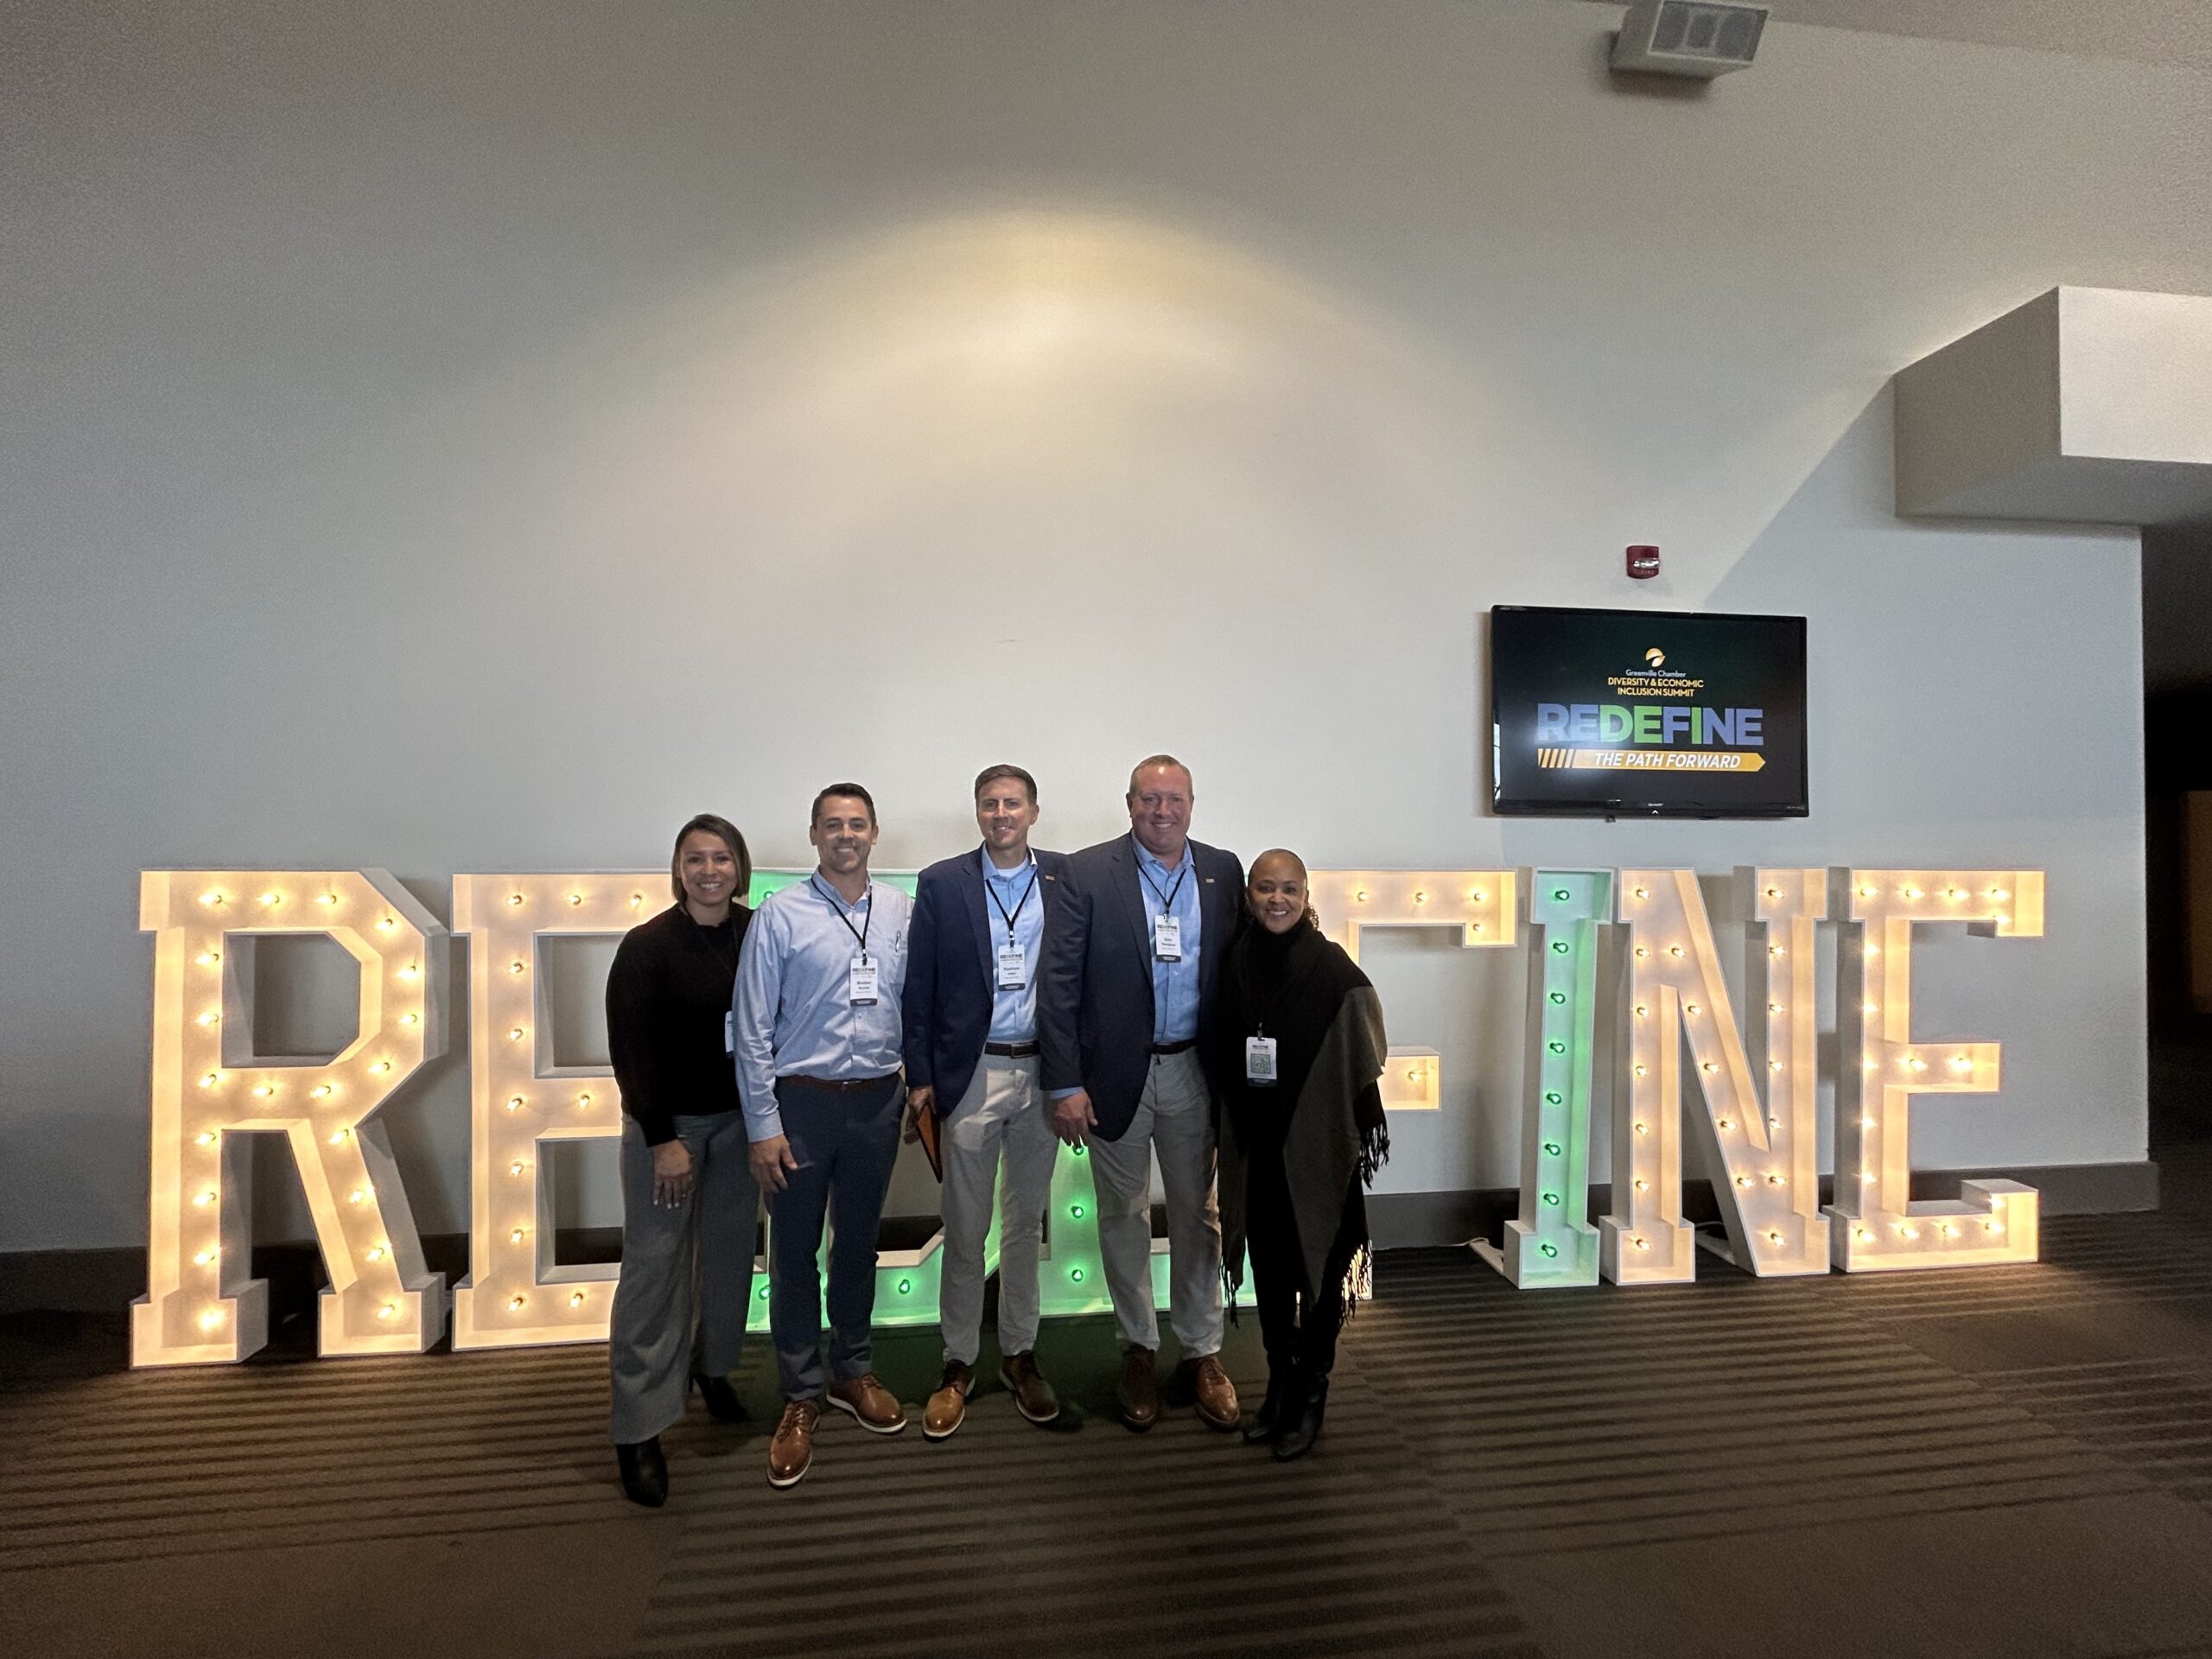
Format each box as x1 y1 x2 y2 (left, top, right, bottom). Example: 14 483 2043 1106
616 1436 668 1507
693 1371 746 1424
1243 1361 1294 1444
1272 1373 1328 1462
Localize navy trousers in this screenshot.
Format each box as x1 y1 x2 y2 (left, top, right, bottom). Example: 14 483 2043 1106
766 1073 904 1399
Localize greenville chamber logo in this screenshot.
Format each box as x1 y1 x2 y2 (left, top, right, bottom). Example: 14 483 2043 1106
1530 644 1765 773
1611 645 1696 690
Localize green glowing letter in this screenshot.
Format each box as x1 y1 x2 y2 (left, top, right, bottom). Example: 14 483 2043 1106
1476 869 1608 1287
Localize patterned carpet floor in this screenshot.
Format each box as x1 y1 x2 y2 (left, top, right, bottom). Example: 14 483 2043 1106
10 1147 2212 1658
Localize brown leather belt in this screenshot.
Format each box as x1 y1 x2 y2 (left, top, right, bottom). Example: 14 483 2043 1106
1150 1039 1198 1056
983 1041 1040 1058
776 1071 900 1093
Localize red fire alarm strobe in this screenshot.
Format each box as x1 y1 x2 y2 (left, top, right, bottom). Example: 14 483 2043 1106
1626 544 1661 580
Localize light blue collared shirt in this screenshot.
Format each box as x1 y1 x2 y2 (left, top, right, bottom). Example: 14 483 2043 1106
733 874 912 1141
981 848 1046 1043
1135 837 1202 1045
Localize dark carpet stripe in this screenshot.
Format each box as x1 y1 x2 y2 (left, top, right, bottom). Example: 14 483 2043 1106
14 1161 2212 1654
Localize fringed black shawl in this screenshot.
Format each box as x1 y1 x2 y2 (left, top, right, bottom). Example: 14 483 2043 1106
1212 918 1389 1308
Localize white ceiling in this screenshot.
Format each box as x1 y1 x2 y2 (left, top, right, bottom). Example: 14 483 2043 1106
1586 0 2212 73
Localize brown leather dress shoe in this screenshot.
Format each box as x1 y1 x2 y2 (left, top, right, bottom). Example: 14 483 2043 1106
827 1372 908 1433
768 1399 820 1489
1189 1353 1240 1431
1000 1351 1060 1425
923 1361 971 1440
1118 1344 1159 1431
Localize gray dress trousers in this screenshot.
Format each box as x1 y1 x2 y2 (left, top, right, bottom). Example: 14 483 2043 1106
607 1109 759 1444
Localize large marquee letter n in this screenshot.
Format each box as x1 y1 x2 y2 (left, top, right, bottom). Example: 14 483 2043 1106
1601 868 1831 1284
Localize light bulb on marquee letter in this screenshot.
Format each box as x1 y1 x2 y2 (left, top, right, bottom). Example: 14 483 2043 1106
133 869 448 1366
1475 870 1606 1287
1307 867 1517 1112
1600 868 1831 1284
450 874 641 1349
1305 869 1515 1304
1725 867 1830 1274
452 868 964 1349
1825 868 2043 1271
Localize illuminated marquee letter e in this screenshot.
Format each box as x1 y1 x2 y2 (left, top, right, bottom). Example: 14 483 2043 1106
1826 868 2044 1270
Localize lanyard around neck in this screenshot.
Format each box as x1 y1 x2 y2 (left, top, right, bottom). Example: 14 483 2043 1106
985 855 1038 941
810 874 872 958
1138 855 1189 918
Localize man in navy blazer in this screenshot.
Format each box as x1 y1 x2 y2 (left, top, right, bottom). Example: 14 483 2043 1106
902 764 1070 1440
1037 753 1243 1432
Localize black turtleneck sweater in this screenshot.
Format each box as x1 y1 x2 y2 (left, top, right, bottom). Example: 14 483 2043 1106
605 901 752 1146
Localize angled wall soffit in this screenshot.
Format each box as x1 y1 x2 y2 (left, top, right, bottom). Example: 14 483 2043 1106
1894 286 2212 528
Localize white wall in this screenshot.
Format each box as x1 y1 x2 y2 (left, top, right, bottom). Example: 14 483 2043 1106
1733 0 2212 73
4 0 2204 1252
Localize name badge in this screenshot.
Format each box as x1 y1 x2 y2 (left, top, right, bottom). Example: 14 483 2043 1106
1245 1035 1279 1085
1153 915 1182 962
996 943 1027 990
723 1010 735 1056
849 956 879 1007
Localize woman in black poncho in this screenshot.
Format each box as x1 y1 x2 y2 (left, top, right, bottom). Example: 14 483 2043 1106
1212 849 1389 1460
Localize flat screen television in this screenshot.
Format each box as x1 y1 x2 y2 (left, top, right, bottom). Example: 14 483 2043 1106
1490 605 1808 818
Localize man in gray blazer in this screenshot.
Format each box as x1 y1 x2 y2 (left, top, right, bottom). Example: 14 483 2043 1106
1037 754 1243 1432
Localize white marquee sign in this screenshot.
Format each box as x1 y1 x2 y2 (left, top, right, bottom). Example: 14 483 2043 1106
448 874 651 1351
133 860 2048 1366
135 869 450 1367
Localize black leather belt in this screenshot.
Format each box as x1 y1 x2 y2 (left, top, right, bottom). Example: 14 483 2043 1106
1150 1039 1198 1056
983 1041 1040 1058
777 1071 899 1093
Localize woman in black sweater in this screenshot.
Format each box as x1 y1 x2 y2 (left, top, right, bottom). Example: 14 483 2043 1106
606 812 755 1507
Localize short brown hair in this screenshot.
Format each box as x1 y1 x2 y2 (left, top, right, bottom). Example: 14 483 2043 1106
973 764 1038 805
671 814 752 905
810 782 877 828
1127 753 1192 798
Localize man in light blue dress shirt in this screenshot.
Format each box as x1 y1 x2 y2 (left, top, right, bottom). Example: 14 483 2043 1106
734 782 913 1490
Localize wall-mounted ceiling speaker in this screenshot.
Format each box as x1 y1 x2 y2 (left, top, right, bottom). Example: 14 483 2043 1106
1609 1 1768 78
